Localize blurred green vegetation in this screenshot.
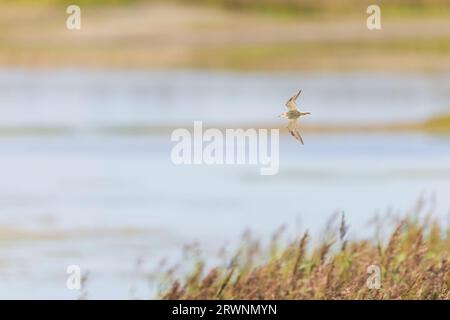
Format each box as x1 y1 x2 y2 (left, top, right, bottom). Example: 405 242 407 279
4 0 450 18
190 38 450 70
185 0 450 18
0 0 139 6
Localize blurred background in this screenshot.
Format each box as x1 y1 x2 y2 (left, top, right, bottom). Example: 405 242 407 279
0 0 450 298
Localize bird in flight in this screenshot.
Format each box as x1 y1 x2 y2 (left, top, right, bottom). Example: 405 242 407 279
279 90 311 145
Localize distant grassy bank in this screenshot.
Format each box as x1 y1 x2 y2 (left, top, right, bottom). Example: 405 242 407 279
9 0 450 17
178 0 450 19
160 205 449 299
424 114 450 133
1 2 450 71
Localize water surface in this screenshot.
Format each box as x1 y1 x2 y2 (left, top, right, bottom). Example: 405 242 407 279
0 69 449 299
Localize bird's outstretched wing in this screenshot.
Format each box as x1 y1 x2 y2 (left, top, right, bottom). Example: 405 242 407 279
285 90 301 111
287 119 304 145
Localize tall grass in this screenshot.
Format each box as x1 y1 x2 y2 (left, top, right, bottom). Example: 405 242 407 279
161 205 449 299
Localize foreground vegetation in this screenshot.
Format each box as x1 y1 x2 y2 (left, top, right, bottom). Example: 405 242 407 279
161 207 449 299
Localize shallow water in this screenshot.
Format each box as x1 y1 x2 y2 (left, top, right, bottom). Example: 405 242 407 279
2 69 450 127
0 69 449 299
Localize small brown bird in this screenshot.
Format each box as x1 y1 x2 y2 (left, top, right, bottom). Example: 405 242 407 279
279 90 311 145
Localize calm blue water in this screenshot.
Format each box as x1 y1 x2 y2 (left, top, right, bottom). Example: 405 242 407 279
0 69 449 299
